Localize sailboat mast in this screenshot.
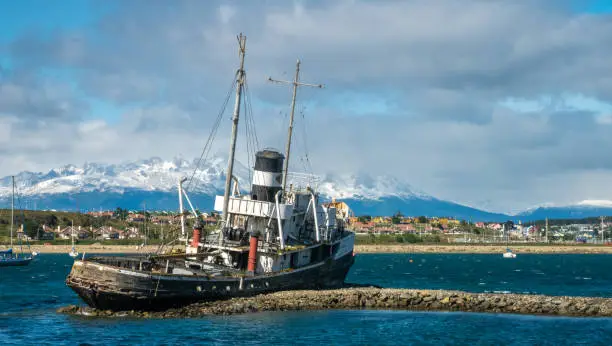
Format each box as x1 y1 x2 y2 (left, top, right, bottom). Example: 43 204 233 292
10 176 14 248
221 33 247 236
144 201 147 246
281 60 301 194
268 61 323 195
601 216 605 244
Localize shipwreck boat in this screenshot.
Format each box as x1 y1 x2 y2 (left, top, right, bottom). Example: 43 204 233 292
66 34 355 311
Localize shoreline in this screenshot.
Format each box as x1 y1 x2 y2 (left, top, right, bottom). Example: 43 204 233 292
355 244 612 254
1 244 168 254
3 244 612 254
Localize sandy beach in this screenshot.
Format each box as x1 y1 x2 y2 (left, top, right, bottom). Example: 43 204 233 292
3 243 612 254
355 244 612 254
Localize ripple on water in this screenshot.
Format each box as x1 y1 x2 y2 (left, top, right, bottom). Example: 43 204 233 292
3 253 612 345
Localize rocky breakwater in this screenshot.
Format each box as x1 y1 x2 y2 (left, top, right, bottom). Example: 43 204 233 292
58 288 612 318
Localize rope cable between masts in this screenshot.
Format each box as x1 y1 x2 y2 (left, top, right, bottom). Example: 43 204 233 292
185 72 238 192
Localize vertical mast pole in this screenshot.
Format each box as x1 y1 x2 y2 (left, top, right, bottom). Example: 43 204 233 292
10 176 14 248
601 216 605 244
221 33 247 244
281 59 301 194
178 178 186 243
268 62 323 196
545 217 548 243
144 201 147 246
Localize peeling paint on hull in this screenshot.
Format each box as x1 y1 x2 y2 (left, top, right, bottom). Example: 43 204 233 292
67 252 355 311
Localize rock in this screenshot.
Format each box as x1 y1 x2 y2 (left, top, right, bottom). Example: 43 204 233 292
56 287 612 318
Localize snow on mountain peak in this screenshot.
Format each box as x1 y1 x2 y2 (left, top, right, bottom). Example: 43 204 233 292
316 172 428 200
0 156 244 198
576 200 612 208
0 157 429 203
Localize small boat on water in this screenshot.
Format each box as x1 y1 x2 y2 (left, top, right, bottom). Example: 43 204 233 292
503 248 516 258
66 34 355 311
0 249 32 267
501 222 516 258
0 176 34 267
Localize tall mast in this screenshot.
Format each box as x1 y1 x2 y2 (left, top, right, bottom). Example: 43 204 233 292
601 216 605 244
268 60 323 194
143 201 147 246
545 217 549 243
221 33 247 238
10 176 14 248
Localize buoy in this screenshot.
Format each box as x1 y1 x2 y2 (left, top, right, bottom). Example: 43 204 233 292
409 259 413 263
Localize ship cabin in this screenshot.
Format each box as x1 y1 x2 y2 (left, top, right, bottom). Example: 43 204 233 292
185 149 350 276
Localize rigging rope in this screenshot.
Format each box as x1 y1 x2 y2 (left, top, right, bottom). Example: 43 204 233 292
299 106 315 177
242 74 261 187
243 83 253 186
185 72 238 192
243 75 260 150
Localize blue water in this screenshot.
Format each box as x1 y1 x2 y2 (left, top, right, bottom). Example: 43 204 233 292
0 254 611 345
348 253 612 297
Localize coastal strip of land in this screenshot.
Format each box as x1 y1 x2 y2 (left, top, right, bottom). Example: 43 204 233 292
354 244 612 254
6 243 612 254
58 287 612 318
22 244 164 254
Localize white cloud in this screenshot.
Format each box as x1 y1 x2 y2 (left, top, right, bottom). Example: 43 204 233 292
218 5 236 24
1 0 612 213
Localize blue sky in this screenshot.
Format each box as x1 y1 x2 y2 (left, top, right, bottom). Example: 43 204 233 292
0 0 101 42
578 0 612 13
2 0 612 213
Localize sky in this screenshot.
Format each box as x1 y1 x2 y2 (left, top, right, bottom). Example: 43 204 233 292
1 0 612 214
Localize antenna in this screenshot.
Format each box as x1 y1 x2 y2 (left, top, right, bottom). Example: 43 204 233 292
268 59 324 195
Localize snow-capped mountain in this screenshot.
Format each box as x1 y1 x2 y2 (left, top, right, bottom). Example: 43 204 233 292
517 200 612 221
4 156 611 221
316 172 431 200
0 156 431 202
0 156 249 197
0 156 512 220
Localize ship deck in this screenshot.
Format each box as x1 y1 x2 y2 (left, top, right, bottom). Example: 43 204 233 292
85 255 243 278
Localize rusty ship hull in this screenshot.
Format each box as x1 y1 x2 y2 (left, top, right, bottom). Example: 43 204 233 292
66 238 355 311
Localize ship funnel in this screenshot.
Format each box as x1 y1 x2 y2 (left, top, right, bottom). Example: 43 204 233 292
191 221 202 248
251 149 284 202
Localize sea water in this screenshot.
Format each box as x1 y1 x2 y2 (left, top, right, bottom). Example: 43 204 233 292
1 253 611 345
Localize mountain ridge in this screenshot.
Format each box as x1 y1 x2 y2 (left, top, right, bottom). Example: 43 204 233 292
2 156 612 222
